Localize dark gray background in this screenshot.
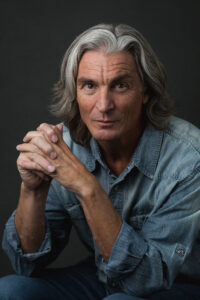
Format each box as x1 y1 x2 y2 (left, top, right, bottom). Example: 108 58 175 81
0 0 199 276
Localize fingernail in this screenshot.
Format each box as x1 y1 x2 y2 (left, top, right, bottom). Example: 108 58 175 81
48 165 55 172
50 151 57 159
51 135 58 142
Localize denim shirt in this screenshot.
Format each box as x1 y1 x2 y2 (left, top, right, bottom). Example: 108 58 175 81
2 116 200 297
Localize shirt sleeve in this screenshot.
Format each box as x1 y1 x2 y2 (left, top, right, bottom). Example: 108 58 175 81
2 181 72 276
101 168 200 297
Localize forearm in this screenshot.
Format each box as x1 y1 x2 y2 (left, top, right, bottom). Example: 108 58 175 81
79 177 122 262
15 182 49 253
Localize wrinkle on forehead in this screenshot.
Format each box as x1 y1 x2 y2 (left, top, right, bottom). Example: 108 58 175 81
77 50 137 84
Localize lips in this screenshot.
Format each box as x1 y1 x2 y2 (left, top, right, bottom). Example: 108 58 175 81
94 120 117 126
97 120 115 123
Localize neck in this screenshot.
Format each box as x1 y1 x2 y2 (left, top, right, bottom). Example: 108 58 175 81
98 126 143 176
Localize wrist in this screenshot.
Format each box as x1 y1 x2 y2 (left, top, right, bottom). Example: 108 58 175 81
21 181 50 199
77 174 100 201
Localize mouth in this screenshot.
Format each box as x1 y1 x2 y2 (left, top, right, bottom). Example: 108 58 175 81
94 120 117 127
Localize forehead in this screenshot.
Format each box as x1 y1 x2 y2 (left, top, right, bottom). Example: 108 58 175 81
77 50 138 79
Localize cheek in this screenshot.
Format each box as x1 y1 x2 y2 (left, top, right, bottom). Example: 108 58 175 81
115 99 135 114
116 95 144 119
77 95 94 117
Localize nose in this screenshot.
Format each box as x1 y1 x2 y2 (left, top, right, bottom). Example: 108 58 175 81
96 87 114 113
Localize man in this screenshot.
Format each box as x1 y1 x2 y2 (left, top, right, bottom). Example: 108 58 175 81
1 23 200 299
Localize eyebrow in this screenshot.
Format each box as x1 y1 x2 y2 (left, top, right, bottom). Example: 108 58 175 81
77 73 133 86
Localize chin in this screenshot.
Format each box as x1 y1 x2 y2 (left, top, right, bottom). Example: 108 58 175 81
91 130 120 142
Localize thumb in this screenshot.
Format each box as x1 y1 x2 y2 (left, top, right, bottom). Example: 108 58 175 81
56 123 63 133
54 124 63 141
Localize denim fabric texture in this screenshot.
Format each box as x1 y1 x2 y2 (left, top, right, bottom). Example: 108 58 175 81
2 116 200 297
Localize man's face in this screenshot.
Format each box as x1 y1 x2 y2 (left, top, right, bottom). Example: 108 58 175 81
76 50 149 144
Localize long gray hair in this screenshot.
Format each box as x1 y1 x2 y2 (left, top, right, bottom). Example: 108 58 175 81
51 23 175 146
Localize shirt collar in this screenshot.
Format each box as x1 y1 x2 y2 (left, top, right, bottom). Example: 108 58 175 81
87 123 164 178
89 137 107 170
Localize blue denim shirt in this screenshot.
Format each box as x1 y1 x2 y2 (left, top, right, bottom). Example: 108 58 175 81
2 116 200 297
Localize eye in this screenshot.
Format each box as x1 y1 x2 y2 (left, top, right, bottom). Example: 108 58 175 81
84 81 95 90
112 82 129 92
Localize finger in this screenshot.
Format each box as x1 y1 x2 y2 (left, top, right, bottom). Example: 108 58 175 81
55 123 63 133
17 155 44 173
17 141 57 160
20 136 57 159
23 131 45 143
18 152 56 174
17 154 51 183
37 123 58 143
33 171 51 182
16 143 44 156
52 125 64 144
16 143 55 175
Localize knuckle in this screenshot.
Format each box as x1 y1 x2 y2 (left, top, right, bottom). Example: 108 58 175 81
26 130 33 137
34 136 43 144
42 146 51 155
34 136 40 143
46 125 55 135
39 123 52 132
18 158 24 166
29 153 35 160
17 153 24 161
39 123 46 129
46 144 52 153
49 128 55 135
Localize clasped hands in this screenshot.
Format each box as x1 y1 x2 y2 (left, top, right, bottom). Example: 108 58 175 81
16 123 94 197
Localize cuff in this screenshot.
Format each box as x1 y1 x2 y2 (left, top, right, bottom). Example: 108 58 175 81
103 221 148 279
5 211 52 261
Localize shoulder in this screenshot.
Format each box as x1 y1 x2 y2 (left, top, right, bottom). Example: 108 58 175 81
166 116 200 152
158 116 200 180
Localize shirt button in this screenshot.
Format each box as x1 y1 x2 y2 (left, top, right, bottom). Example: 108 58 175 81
111 281 117 287
107 278 118 287
175 246 185 257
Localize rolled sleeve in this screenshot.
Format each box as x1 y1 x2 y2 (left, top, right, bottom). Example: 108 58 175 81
2 181 72 276
2 211 52 275
104 221 147 279
99 169 200 297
